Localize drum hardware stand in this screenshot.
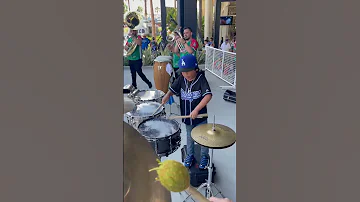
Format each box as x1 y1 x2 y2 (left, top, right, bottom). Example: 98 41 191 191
168 101 180 116
184 116 225 202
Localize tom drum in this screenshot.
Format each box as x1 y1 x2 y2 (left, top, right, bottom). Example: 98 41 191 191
138 118 181 158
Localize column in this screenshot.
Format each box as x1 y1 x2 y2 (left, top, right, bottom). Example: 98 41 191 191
219 2 230 42
160 0 167 48
204 0 213 39
178 0 197 39
213 0 221 48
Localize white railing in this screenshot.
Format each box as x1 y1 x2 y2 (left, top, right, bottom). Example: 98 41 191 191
204 46 236 89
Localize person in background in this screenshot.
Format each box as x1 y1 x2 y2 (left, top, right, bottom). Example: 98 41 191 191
150 37 158 57
209 37 215 47
141 34 150 50
204 39 209 47
124 28 153 89
166 32 181 79
220 37 224 47
150 37 158 51
230 36 236 52
221 38 231 52
174 27 199 57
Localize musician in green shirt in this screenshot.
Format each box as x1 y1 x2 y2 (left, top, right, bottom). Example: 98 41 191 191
125 28 152 89
166 32 181 79
173 27 199 58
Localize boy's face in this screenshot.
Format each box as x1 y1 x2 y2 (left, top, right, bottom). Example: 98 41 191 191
182 70 197 81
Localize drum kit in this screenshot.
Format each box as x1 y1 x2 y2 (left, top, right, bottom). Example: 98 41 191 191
123 56 236 201
124 83 181 158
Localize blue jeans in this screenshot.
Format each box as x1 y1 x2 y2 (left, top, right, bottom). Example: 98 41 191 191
185 120 209 157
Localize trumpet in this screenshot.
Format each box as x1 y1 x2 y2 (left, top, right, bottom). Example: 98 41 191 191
166 27 186 52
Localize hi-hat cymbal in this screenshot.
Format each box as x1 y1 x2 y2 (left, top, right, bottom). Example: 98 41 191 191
124 122 171 202
124 95 135 113
191 124 236 148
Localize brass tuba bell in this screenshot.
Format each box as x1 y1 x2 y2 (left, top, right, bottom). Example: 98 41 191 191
124 11 141 29
124 12 142 57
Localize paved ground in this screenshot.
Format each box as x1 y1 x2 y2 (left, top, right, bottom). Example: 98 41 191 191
124 65 237 202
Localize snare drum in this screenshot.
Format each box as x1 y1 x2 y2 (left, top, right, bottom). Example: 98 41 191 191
138 118 181 157
153 56 172 94
125 102 166 129
131 89 165 104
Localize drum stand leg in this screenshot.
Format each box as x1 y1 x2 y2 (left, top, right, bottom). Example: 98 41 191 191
195 149 225 199
168 103 180 116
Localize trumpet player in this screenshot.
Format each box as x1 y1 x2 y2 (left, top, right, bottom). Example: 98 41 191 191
125 28 153 89
173 27 199 57
166 32 181 79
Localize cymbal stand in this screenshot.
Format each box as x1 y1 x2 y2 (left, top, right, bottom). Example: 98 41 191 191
196 148 224 198
185 116 225 201
197 116 225 198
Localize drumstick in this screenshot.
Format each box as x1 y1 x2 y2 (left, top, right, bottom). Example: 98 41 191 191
151 103 165 116
168 113 208 120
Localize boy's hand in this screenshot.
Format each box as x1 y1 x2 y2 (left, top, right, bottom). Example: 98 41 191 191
190 109 199 119
161 94 170 105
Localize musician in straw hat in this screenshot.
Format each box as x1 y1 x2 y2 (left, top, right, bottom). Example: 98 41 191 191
125 26 153 89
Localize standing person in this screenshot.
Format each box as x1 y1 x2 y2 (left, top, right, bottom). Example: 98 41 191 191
209 37 215 47
125 28 152 89
233 36 236 52
161 54 212 169
204 39 209 47
141 34 151 50
166 32 181 79
150 37 158 57
220 37 224 46
220 38 231 52
174 27 199 57
151 37 158 51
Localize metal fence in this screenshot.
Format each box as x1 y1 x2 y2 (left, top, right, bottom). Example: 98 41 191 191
204 46 236 89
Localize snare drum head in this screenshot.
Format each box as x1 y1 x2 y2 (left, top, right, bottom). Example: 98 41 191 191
138 118 180 139
129 102 163 117
136 90 165 101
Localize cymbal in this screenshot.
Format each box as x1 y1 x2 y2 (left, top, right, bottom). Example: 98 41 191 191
124 121 171 202
191 124 236 148
124 95 135 113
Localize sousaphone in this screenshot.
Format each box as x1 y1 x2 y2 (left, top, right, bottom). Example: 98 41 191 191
124 12 142 57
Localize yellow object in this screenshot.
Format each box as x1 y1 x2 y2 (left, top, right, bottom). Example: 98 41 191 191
149 159 190 192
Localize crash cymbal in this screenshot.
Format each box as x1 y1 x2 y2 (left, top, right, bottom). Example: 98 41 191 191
124 121 171 202
124 95 135 113
191 124 236 149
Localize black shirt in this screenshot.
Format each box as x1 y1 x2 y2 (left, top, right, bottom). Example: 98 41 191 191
169 71 212 125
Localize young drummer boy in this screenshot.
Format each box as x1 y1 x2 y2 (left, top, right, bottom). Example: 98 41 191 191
161 54 212 169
